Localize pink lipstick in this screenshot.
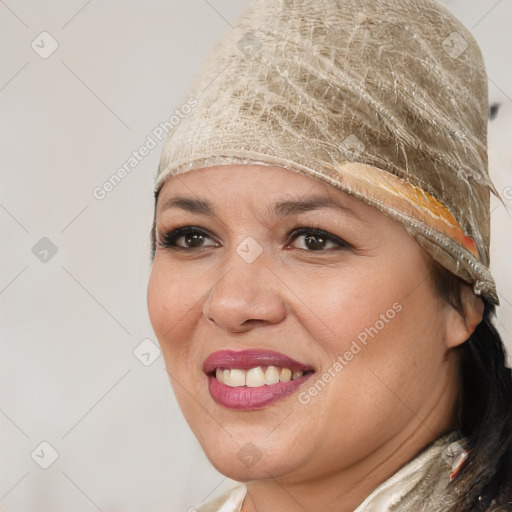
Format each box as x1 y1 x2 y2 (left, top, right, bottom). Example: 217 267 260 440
203 349 315 410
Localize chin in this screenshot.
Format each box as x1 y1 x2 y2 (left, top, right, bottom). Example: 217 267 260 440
197 431 302 481
206 450 296 482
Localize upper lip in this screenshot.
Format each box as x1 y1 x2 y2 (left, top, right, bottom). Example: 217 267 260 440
203 349 315 374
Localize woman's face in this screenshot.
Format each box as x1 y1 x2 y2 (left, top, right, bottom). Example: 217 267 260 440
147 164 461 485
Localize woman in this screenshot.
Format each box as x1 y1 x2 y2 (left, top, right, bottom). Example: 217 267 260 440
147 0 512 510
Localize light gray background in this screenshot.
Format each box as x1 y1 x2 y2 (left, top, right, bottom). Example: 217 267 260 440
1 1 511 510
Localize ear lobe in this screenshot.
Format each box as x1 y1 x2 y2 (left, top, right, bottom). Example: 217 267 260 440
444 284 484 349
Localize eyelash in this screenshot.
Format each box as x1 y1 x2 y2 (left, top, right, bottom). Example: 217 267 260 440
157 222 352 252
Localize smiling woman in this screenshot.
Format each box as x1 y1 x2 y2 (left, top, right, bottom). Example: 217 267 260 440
146 0 512 511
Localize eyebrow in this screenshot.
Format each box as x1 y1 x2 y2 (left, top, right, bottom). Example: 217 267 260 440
159 194 364 221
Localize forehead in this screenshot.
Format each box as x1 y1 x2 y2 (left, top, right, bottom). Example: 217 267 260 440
160 164 320 193
157 164 367 214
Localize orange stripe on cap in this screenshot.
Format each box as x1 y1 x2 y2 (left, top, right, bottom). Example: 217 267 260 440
337 162 480 259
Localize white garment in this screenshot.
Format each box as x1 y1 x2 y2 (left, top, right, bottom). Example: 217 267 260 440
195 433 458 512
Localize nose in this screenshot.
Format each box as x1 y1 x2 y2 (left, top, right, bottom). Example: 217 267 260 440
202 243 287 333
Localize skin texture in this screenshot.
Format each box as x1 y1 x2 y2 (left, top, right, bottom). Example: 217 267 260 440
147 164 483 512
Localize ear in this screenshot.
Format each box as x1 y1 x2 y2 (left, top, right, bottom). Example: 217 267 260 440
444 283 484 349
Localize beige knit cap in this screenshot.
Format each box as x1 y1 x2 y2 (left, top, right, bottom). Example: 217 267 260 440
155 0 499 305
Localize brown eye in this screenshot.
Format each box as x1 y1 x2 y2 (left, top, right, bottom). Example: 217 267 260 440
159 227 218 250
288 228 351 251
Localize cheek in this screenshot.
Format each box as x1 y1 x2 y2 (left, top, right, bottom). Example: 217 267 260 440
147 263 208 420
294 255 445 411
323 284 445 424
288 262 406 358
147 262 201 363
147 264 173 338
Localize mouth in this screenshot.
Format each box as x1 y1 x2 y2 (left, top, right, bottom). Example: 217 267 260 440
211 365 313 387
203 349 315 410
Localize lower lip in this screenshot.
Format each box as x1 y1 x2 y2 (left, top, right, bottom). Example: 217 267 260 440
207 374 313 410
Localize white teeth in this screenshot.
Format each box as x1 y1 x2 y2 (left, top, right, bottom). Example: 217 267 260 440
279 368 292 382
246 367 265 387
264 366 280 385
216 365 307 387
228 369 246 387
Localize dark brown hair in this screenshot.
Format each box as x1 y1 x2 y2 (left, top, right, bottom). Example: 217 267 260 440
431 262 512 511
